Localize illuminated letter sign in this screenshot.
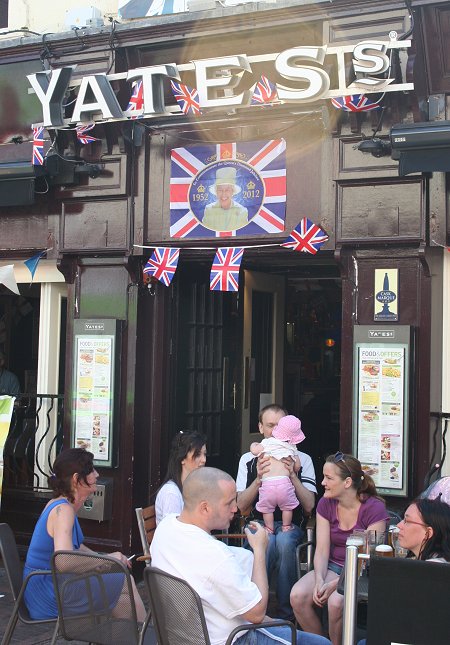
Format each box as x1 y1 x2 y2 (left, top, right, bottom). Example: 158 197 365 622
27 37 413 128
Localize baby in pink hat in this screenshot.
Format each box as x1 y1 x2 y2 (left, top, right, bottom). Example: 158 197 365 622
250 415 305 533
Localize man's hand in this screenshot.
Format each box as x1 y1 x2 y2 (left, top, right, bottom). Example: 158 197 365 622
280 455 301 479
245 521 268 552
256 453 272 482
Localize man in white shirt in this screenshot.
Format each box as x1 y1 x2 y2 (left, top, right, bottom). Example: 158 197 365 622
236 405 317 621
151 467 330 645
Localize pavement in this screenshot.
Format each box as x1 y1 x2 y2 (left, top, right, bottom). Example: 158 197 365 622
0 565 151 644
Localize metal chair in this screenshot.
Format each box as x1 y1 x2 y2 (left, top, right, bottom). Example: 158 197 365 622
145 566 296 645
0 522 59 645
51 550 154 645
295 515 316 580
135 504 156 564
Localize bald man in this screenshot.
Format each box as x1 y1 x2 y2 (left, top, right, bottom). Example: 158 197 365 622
151 467 330 645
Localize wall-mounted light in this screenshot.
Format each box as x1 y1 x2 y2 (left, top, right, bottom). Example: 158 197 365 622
356 138 391 158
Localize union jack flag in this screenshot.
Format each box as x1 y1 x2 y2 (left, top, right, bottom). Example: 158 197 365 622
76 123 99 145
126 81 144 118
210 247 244 292
281 218 329 255
170 81 202 116
32 126 45 166
330 94 381 112
251 75 278 105
170 139 286 239
143 247 180 287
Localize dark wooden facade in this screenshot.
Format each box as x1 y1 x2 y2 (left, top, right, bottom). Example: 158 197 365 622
0 0 449 551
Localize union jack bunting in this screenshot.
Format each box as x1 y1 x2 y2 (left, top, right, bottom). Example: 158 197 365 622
170 81 202 116
330 94 381 112
210 247 244 292
32 126 45 166
170 139 286 239
76 123 99 145
251 75 278 105
126 81 144 118
281 217 329 255
143 247 180 287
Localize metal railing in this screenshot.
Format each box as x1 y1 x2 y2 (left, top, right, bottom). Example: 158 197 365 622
2 394 64 491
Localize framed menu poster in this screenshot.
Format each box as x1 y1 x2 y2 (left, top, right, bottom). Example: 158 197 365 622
352 326 411 497
72 319 121 468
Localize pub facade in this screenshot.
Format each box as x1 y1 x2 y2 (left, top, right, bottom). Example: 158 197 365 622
0 0 449 553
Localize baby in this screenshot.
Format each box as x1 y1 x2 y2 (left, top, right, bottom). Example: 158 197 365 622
250 415 305 533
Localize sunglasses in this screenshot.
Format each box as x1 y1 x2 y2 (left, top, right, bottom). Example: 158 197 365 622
333 451 353 477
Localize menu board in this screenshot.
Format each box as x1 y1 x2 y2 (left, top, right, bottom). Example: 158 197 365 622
353 327 410 497
72 320 119 467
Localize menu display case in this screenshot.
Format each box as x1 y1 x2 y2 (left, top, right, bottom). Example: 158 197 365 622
352 326 411 497
71 319 121 468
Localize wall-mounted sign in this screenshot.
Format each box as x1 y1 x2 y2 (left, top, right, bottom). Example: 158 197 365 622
353 325 411 497
27 37 413 128
170 139 286 238
72 319 121 468
374 268 398 322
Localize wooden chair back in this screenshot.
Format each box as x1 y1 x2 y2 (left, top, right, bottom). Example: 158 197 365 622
135 505 156 561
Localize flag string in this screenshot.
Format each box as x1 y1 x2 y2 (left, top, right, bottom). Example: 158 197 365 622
134 243 282 251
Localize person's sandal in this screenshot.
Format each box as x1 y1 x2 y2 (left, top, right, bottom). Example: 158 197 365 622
281 524 295 532
264 525 274 534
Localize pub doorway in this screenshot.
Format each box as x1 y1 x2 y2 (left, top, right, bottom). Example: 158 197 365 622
170 255 341 481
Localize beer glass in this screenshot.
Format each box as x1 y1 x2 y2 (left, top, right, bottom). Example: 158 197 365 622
375 544 394 557
346 534 366 576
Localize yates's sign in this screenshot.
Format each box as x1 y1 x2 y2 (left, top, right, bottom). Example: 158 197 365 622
28 36 413 128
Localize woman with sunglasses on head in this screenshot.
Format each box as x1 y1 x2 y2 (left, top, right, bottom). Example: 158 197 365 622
155 430 207 524
290 452 388 645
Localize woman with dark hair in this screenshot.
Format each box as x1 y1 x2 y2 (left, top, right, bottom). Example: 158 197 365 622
23 448 146 621
397 497 450 562
290 452 388 645
155 431 207 524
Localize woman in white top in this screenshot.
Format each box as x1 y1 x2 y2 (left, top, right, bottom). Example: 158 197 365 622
397 497 450 561
155 431 207 524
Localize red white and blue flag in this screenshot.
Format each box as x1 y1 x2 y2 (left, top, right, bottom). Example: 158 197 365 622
281 218 329 255
143 247 180 287
170 81 202 116
210 247 244 292
330 94 381 112
126 81 144 118
170 139 286 239
251 75 278 105
76 123 99 145
32 126 45 166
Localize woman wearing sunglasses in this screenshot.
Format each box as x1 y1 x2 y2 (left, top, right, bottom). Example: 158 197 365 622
290 452 388 645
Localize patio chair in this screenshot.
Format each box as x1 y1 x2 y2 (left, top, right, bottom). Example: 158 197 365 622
0 522 59 645
51 550 154 645
145 566 297 645
135 504 156 564
366 557 450 644
296 515 316 580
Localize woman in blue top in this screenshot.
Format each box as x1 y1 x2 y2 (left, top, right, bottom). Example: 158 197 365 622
24 448 146 622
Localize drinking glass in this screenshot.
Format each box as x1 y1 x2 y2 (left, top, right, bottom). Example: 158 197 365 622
391 528 408 557
346 531 367 577
367 529 386 556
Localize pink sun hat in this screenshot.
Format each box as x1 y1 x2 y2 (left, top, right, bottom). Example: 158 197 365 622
272 415 305 445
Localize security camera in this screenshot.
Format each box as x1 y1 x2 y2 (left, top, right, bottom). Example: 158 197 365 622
390 121 450 151
390 121 450 175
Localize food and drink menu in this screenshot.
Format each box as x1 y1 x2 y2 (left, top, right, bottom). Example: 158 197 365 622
356 346 405 491
73 336 113 463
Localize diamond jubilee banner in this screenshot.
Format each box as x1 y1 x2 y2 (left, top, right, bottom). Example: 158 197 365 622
170 139 286 238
